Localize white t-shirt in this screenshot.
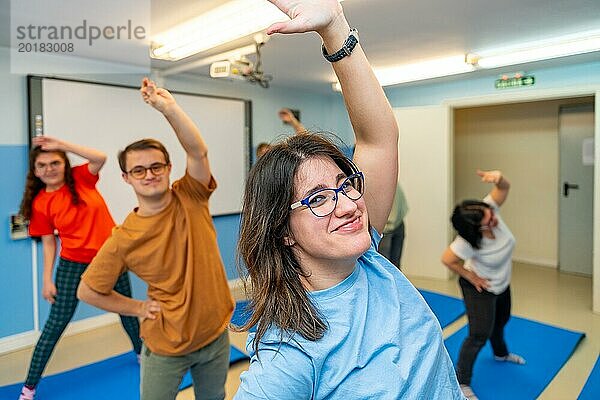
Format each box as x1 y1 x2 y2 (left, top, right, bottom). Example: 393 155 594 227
449 195 515 294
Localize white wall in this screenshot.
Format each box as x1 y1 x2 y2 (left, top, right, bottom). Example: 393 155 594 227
0 48 28 145
394 106 452 280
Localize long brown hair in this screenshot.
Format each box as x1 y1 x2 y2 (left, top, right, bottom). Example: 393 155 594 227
237 133 358 354
19 147 80 220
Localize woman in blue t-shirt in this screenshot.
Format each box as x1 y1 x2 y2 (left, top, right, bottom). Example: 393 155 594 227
442 170 526 400
233 1 464 399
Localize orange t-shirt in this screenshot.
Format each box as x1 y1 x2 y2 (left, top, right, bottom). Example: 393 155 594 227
82 173 234 356
28 164 115 263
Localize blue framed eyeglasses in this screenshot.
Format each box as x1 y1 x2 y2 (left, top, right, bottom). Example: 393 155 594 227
290 172 365 217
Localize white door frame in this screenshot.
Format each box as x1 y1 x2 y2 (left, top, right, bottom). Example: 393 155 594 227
440 84 600 314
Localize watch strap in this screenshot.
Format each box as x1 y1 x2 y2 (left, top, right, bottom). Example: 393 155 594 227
322 28 359 63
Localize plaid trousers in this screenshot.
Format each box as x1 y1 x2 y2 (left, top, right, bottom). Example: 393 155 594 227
25 257 142 386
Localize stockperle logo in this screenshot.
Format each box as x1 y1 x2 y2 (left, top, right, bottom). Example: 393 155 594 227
11 0 151 74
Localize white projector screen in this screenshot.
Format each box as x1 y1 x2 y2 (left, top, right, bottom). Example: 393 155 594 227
29 77 250 223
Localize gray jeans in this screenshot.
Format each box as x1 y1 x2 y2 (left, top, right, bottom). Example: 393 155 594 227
140 330 230 400
378 221 405 269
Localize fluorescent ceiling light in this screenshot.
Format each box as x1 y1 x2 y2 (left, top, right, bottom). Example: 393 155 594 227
151 0 287 61
332 30 600 91
374 55 475 86
152 0 344 61
475 31 600 69
332 55 473 91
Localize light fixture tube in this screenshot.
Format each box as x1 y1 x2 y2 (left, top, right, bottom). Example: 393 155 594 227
476 31 600 69
373 55 475 86
151 0 286 61
332 55 474 91
152 0 344 61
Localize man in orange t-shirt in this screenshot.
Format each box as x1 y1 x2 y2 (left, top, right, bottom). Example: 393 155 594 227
78 78 234 400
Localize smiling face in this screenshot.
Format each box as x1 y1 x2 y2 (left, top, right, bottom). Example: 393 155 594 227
33 152 66 191
287 156 371 271
122 148 171 200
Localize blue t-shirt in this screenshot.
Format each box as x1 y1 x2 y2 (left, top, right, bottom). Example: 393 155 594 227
234 230 463 400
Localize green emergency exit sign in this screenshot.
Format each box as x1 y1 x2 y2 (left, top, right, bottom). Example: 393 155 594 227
495 75 535 89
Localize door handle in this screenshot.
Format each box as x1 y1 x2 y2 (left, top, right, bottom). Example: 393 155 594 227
563 182 580 197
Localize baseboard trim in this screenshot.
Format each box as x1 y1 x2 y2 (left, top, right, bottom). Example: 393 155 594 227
228 277 243 289
65 313 120 336
0 331 40 354
0 278 246 355
0 313 120 355
228 278 247 301
513 256 558 268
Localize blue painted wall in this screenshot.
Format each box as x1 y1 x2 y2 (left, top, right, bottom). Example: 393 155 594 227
0 145 33 337
214 214 243 280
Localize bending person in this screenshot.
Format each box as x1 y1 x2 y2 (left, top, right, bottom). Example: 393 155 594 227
234 1 463 398
78 78 234 400
18 136 141 400
441 169 525 400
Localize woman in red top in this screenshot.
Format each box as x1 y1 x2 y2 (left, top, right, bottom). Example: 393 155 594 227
17 136 141 400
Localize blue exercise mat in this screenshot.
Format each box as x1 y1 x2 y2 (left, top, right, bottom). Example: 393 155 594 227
0 345 249 399
445 316 585 400
231 300 256 332
234 292 465 331
418 289 465 328
231 300 252 327
578 354 600 400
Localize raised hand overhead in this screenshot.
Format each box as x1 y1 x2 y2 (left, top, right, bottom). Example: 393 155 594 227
477 169 510 207
32 135 106 175
278 108 295 123
32 135 65 152
140 77 176 114
266 0 344 35
139 77 212 186
477 169 502 184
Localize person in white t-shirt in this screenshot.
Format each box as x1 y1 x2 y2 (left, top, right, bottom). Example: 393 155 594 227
441 169 526 400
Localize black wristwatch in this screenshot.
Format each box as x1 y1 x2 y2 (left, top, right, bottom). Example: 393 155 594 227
322 28 359 63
